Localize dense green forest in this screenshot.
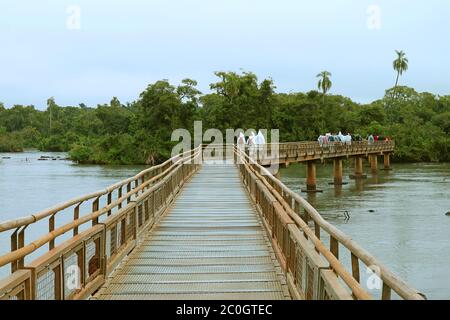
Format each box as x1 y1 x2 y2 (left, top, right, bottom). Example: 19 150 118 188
1 71 449 164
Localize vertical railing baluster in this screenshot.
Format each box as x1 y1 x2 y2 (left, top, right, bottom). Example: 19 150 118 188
118 187 122 209
127 182 131 203
92 197 99 226
10 229 18 273
107 192 112 216
382 283 392 300
351 253 360 282
77 246 85 287
330 236 339 259
314 222 320 239
53 264 62 300
18 226 27 269
49 214 56 250
73 203 81 236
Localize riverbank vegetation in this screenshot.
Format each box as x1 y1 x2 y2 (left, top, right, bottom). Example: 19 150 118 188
1 72 449 164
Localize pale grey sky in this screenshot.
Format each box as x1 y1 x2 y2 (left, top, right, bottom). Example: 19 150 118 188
1 0 449 108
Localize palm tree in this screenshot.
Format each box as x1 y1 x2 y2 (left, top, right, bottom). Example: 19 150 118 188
393 50 408 93
317 71 332 103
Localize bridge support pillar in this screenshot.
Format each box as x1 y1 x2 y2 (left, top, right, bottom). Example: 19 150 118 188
382 153 392 170
350 156 367 179
370 154 378 174
329 158 347 185
302 161 322 193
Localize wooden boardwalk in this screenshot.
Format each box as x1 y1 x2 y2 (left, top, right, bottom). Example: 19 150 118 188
1 142 425 301
94 164 290 300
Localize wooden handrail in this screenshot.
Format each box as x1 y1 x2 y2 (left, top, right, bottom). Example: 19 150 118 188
236 147 371 300
0 148 201 268
257 169 421 299
0 147 201 233
234 145 423 300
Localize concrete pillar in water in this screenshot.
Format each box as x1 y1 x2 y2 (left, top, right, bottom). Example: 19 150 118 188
350 156 367 179
334 184 343 197
383 153 392 170
333 158 344 185
307 161 316 190
302 161 322 192
370 154 378 174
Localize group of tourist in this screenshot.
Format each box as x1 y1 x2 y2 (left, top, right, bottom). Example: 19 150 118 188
235 130 391 149
237 130 266 148
318 132 392 147
317 132 353 147
367 134 392 144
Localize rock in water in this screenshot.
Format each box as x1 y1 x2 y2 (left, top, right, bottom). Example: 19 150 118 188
446 212 450 216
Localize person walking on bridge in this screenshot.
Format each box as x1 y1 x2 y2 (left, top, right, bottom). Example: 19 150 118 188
237 132 246 151
248 131 256 158
255 130 266 146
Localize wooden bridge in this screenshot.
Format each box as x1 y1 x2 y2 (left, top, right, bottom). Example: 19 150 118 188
0 141 425 300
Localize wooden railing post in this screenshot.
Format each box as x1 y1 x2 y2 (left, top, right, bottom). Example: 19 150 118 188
107 192 112 216
126 182 131 203
382 283 392 300
142 175 146 189
118 187 123 209
351 253 360 283
49 214 56 250
10 229 18 273
92 197 99 226
134 179 139 196
73 203 81 236
17 226 27 269
53 264 62 300
330 236 339 259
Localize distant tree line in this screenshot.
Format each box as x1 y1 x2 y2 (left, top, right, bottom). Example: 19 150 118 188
1 73 448 164
1 52 449 164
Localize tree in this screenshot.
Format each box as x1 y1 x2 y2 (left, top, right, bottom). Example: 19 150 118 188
393 50 409 94
177 79 201 130
208 71 260 129
134 80 186 162
316 71 332 103
96 97 132 135
46 97 59 134
1 70 450 163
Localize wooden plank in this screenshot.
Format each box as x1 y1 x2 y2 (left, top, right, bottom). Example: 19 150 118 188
95 164 289 300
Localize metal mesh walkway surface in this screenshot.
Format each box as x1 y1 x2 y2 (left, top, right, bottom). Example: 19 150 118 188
94 164 290 300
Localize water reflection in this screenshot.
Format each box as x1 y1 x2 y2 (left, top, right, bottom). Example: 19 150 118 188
354 179 365 192
334 185 343 197
306 192 317 206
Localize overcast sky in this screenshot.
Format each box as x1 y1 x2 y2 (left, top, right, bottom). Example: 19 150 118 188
1 0 449 109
